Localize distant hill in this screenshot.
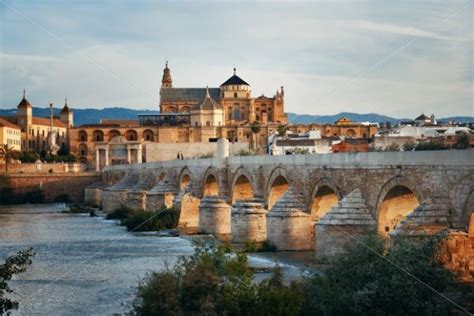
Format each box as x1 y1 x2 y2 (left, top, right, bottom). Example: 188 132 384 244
287 112 407 124
0 107 472 125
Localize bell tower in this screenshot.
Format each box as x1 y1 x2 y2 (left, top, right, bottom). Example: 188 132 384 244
161 61 172 88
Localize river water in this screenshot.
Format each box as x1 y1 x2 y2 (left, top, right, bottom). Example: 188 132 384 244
0 203 196 315
0 204 306 315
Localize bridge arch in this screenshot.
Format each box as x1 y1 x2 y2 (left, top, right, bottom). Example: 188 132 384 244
376 176 422 236
308 178 341 221
178 167 192 191
266 167 289 210
231 167 255 204
201 167 220 197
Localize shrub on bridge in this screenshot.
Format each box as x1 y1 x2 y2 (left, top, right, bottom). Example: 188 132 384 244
106 205 135 220
118 207 180 232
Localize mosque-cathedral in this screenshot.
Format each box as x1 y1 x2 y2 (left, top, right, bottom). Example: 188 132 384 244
3 62 376 169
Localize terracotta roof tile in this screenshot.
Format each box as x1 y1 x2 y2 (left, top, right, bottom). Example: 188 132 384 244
0 118 21 129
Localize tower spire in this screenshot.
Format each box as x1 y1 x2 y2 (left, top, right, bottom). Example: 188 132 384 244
161 60 172 88
23 89 26 99
233 67 236 76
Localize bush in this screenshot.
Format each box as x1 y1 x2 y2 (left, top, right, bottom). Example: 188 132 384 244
54 193 70 203
123 208 180 232
235 149 252 156
415 140 448 151
243 240 277 253
453 133 470 150
1 248 35 314
23 189 45 204
403 140 416 151
131 241 304 315
106 205 135 220
301 233 454 315
384 143 400 152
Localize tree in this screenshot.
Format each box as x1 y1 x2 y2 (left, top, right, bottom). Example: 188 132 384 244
227 129 237 144
302 234 454 315
385 121 392 130
1 248 35 314
385 143 400 152
250 121 261 151
403 140 416 151
453 132 470 150
0 144 18 173
277 124 289 137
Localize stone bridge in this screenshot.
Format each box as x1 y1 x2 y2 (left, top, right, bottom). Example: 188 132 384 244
86 141 473 261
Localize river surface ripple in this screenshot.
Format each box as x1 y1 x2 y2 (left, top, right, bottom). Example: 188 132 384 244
0 204 195 315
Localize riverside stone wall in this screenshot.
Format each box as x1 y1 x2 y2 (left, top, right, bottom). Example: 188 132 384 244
4 173 100 203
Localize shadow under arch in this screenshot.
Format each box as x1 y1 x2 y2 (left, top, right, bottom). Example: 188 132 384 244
231 166 255 204
375 176 423 236
307 178 341 221
201 167 220 197
265 167 289 210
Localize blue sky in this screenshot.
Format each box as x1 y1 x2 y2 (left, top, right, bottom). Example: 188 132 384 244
0 0 472 118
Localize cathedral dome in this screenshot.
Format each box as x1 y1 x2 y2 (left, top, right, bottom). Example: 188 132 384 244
17 90 32 109
60 99 72 114
220 68 249 87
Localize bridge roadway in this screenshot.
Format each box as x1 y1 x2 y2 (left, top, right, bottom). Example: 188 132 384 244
86 142 473 258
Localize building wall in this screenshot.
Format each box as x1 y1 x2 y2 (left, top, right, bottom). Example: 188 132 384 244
145 142 248 162
0 126 22 151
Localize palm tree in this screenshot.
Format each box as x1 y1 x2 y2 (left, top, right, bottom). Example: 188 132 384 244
227 129 237 144
0 144 17 173
277 124 289 137
250 121 261 151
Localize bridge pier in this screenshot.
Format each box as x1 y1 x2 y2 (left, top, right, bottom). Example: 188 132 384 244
84 182 107 207
146 180 176 211
267 190 313 251
315 189 376 257
199 196 231 241
102 172 140 213
175 190 200 233
231 199 267 243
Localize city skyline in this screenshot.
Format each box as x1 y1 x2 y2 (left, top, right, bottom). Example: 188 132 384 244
1 0 472 118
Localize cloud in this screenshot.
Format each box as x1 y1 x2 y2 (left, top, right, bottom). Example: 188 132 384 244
0 0 472 119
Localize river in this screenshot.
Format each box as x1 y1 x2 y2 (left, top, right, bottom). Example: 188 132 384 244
0 203 306 315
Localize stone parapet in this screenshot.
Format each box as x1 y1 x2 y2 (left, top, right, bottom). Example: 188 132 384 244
231 199 267 243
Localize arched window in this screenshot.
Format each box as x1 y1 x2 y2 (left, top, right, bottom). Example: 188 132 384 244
78 130 87 142
93 130 104 142
234 92 238 98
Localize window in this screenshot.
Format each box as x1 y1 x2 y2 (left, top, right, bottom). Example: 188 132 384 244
206 121 210 127
234 92 238 98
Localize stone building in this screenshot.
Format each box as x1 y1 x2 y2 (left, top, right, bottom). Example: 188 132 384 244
0 118 22 151
70 63 289 169
1 91 72 153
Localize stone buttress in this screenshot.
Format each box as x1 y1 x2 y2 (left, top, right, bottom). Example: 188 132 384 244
102 172 140 213
267 190 312 250
84 182 107 208
315 189 376 257
125 172 157 210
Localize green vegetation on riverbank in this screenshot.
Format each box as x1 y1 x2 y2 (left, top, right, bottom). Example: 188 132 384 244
107 205 180 232
131 234 459 315
1 248 35 314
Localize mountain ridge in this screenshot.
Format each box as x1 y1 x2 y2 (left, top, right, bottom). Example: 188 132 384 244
0 107 472 126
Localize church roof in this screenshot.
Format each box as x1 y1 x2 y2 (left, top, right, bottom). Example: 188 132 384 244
0 118 20 129
32 117 67 128
160 87 220 103
415 113 430 121
193 87 222 110
60 99 72 114
220 71 250 87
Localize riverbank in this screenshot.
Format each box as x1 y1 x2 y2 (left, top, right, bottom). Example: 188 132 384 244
0 203 309 315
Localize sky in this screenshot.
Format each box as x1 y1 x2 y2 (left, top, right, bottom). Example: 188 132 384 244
0 0 472 118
